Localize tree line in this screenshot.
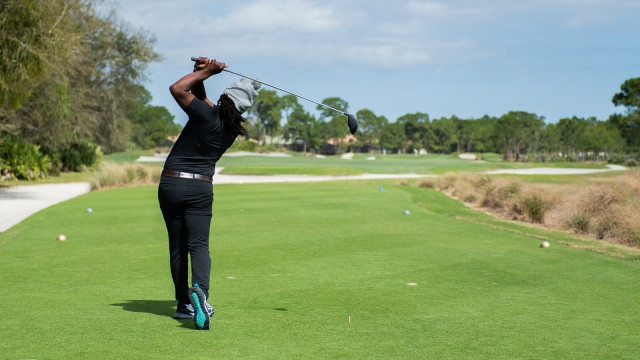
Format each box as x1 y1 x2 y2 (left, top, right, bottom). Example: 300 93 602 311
1 0 638 172
246 78 640 162
0 0 180 154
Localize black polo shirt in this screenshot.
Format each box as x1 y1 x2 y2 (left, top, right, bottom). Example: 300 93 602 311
163 97 236 177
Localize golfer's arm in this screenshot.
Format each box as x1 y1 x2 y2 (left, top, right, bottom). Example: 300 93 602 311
191 81 215 108
169 71 214 110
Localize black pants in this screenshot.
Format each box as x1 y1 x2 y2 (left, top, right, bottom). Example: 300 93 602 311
158 176 213 304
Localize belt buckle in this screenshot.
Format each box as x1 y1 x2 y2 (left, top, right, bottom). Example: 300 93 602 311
179 172 193 179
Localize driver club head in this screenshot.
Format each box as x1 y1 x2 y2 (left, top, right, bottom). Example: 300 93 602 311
347 114 358 134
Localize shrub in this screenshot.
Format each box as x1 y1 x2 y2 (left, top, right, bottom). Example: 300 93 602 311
518 192 553 223
626 158 637 167
463 193 477 203
451 176 475 199
579 186 621 215
91 162 162 190
502 178 522 198
60 142 102 171
438 173 458 190
481 183 498 207
418 179 435 188
609 205 640 247
232 140 257 152
397 179 409 186
0 133 50 180
469 174 492 188
481 178 522 209
565 210 591 233
41 148 62 176
608 153 627 164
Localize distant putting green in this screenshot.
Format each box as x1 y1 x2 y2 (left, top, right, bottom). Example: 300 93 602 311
1 181 639 359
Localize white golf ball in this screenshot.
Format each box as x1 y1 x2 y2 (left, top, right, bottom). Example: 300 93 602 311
403 210 410 215
86 208 93 213
540 241 550 248
57 234 67 241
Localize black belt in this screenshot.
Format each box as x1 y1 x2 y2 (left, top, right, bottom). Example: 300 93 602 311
162 170 212 182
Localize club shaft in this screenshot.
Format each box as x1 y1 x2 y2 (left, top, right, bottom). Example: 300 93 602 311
191 57 347 115
221 69 346 115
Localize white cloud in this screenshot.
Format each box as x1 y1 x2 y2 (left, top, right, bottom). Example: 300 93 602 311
343 44 431 67
563 11 614 28
212 0 342 34
407 1 448 17
406 1 491 19
113 0 640 72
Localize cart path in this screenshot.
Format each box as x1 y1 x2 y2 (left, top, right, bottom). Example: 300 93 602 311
0 182 92 232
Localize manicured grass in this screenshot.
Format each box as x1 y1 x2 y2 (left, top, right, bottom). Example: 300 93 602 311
1 181 639 359
1 151 615 187
221 165 364 176
218 153 610 176
103 150 153 163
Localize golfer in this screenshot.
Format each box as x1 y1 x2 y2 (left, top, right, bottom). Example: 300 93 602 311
158 57 260 330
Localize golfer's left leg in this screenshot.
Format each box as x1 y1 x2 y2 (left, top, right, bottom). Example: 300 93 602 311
185 212 212 298
184 182 214 299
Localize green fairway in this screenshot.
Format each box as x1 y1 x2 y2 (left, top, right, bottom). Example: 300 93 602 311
217 153 610 176
1 181 639 359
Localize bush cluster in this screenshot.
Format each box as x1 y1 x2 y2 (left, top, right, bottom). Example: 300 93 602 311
90 162 162 190
230 140 258 152
0 133 101 180
0 134 50 180
553 177 640 247
429 171 640 247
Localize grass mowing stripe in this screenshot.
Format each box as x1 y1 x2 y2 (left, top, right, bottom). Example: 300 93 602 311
221 165 363 175
216 153 611 176
0 180 639 359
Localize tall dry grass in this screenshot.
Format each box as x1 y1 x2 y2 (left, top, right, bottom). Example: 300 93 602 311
547 170 640 247
431 170 640 247
91 162 162 190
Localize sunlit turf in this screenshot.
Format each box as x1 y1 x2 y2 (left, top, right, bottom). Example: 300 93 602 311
220 165 364 176
103 150 153 163
1 151 616 187
1 180 639 359
217 152 610 175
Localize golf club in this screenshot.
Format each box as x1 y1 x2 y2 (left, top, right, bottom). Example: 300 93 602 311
191 57 358 134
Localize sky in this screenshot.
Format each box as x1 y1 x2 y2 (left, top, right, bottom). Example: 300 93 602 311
111 0 640 126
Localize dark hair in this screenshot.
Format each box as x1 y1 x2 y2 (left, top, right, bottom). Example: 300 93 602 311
217 93 247 137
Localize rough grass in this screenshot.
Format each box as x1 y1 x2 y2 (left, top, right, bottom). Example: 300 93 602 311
1 181 640 359
90 162 162 190
435 170 640 247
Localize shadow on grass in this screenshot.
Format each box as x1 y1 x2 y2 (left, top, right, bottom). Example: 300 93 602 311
111 299 176 316
110 300 198 329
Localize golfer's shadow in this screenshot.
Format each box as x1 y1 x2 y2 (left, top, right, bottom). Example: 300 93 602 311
111 300 200 329
111 300 175 316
